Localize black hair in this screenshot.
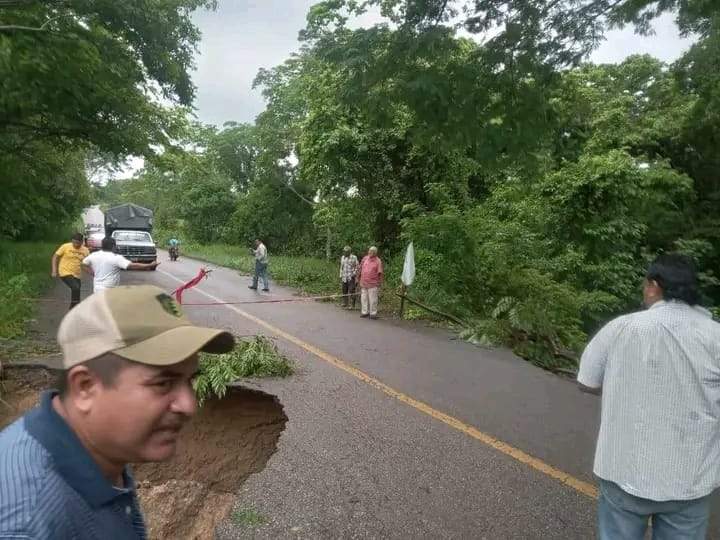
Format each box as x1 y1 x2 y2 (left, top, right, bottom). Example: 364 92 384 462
646 253 701 305
71 232 84 243
101 237 116 251
56 354 129 398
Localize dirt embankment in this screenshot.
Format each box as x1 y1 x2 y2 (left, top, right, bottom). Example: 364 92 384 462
0 368 287 539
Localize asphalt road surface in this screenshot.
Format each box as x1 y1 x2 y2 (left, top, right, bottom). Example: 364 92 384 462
119 252 719 539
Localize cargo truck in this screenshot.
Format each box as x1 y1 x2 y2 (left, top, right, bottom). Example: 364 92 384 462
104 204 157 266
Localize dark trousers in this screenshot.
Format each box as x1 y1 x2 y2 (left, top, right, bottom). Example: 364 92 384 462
61 276 81 309
342 278 357 307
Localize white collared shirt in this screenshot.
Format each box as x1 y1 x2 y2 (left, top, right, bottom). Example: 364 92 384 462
579 300 720 501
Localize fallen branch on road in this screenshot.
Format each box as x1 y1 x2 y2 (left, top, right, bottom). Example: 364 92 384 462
394 292 469 328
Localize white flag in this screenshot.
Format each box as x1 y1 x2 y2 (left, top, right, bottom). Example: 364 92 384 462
401 242 415 286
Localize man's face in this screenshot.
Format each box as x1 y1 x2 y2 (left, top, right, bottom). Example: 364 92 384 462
83 355 199 463
72 239 83 249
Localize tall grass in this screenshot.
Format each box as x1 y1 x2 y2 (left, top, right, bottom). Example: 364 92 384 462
180 241 345 296
0 242 56 339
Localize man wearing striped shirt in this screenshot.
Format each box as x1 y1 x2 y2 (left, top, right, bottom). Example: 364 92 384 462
0 286 234 539
579 254 720 539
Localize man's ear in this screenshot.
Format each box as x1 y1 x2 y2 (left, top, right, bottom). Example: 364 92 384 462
648 279 663 296
65 366 103 413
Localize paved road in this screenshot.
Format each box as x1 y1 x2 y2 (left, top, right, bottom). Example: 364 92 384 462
116 253 718 538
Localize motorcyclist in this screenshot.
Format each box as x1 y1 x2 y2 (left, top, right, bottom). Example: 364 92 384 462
168 237 180 261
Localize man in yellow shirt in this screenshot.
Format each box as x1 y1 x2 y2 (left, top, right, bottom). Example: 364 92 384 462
51 233 90 310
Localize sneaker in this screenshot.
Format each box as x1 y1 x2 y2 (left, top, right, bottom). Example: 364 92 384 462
360 313 369 318
248 286 257 290
370 315 379 320
262 288 270 292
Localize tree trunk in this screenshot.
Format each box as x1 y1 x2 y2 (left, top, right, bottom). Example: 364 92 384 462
325 225 331 261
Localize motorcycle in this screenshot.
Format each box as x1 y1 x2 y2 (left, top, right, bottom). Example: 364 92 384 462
169 245 179 261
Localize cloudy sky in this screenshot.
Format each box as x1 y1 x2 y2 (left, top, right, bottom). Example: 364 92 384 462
190 1 695 127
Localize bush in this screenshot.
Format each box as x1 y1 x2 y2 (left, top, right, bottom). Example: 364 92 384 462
0 242 56 339
193 336 293 405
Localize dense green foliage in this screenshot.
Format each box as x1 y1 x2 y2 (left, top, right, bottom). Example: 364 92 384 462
193 336 293 405
39 0 720 368
0 241 56 339
0 0 215 239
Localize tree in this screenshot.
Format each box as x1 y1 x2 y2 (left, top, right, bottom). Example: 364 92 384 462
0 0 215 238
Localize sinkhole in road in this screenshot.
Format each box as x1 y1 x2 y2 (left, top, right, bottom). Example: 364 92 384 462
134 387 288 539
0 368 287 540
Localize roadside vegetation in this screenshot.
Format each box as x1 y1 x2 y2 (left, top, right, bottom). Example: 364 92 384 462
176 242 339 296
5 1 719 371
0 242 56 340
193 336 293 406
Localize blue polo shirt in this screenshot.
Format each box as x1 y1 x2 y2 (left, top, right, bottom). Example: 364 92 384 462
0 391 146 539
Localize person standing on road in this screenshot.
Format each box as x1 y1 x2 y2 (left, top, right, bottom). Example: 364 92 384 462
358 246 383 319
249 238 269 292
51 233 89 310
578 253 720 540
0 285 234 539
340 246 359 309
83 237 159 293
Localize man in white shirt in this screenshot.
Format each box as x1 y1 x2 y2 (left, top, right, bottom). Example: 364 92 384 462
578 253 720 540
248 239 269 292
83 238 159 293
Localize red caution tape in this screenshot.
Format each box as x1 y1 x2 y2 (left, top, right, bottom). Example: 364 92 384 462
171 267 211 304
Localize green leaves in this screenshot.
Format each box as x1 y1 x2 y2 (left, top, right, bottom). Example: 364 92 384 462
0 0 215 240
193 336 293 406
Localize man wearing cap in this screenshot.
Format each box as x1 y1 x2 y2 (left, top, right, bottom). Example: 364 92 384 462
0 285 234 539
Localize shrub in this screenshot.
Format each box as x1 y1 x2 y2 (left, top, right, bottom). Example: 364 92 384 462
193 336 293 405
0 242 56 339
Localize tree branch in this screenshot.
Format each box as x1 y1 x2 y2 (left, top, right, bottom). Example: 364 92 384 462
284 181 316 206
0 14 66 32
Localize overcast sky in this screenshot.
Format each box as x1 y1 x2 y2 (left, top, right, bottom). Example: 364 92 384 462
190 2 695 127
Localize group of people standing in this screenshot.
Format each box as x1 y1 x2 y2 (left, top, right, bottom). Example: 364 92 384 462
340 245 383 319
6 234 719 539
247 240 384 318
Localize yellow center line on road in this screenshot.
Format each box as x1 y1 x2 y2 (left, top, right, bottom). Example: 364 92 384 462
158 268 599 500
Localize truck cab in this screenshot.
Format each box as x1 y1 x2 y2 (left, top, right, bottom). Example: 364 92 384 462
111 230 157 265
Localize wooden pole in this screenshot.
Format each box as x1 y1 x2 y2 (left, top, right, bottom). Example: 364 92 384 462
394 292 467 327
399 284 407 318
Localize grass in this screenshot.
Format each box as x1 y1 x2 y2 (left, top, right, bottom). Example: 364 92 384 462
0 241 56 339
193 336 293 405
231 508 267 527
179 242 340 296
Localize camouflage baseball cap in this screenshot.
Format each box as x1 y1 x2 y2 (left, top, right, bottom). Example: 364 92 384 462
57 285 234 369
